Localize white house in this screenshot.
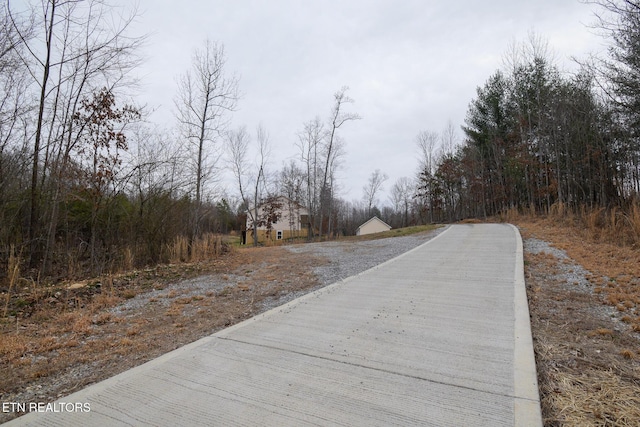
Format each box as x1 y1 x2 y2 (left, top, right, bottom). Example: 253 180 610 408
356 216 392 236
244 196 309 244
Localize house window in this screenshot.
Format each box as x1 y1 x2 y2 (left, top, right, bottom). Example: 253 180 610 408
276 230 283 240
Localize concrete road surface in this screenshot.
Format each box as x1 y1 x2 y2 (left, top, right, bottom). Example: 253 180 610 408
5 224 542 426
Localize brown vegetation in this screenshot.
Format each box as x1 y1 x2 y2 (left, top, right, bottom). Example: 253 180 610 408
511 210 640 426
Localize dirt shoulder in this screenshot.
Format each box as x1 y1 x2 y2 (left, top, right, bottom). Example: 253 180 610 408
1 223 639 425
515 218 640 426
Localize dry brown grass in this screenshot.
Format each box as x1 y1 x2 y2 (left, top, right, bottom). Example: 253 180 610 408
620 349 635 360
543 369 640 426
0 334 28 360
504 201 640 248
168 235 190 263
508 204 640 334
168 233 226 263
122 247 135 272
515 210 640 427
3 245 22 318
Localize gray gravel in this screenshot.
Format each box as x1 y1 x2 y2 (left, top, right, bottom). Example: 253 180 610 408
110 274 238 316
285 226 449 286
523 236 593 293
110 228 448 317
521 233 629 331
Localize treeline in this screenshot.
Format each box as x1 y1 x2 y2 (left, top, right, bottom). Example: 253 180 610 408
3 0 640 285
415 5 640 224
0 1 245 281
0 0 388 282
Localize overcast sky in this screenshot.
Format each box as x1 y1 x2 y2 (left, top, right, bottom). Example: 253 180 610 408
128 0 604 204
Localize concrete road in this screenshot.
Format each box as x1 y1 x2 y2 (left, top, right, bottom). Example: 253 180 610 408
5 224 541 426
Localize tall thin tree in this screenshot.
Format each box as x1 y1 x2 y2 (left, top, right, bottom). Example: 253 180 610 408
174 39 239 239
318 86 360 238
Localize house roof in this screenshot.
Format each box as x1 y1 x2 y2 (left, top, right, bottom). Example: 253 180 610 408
356 216 392 232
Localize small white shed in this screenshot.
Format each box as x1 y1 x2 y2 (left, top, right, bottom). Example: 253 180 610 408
356 216 392 236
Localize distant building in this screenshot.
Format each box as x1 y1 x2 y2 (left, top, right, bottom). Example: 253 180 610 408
356 216 392 236
244 196 310 244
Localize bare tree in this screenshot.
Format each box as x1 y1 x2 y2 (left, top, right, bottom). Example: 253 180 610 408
226 124 272 246
415 130 443 223
279 160 306 238
8 0 57 264
227 126 250 211
296 116 325 237
0 4 32 259
0 2 32 140
0 3 32 186
416 130 440 175
502 30 554 77
127 125 191 203
174 39 239 237
389 176 414 227
440 120 459 157
585 0 640 195
363 169 388 216
318 86 360 237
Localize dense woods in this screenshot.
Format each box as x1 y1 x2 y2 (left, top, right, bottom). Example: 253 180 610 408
1 0 640 285
414 3 640 226
417 57 620 221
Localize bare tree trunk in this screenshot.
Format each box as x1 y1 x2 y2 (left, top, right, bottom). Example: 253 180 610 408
28 1 56 267
318 87 360 238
